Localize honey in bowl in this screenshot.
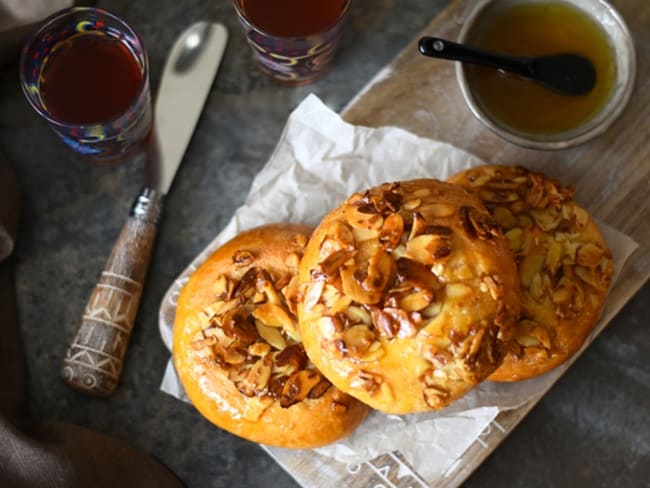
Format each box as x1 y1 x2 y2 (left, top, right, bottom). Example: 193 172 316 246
464 1 616 135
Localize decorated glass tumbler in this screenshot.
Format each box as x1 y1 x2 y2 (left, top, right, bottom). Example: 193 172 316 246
20 7 152 162
232 0 351 85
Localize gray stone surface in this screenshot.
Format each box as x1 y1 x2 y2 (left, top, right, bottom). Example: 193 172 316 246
0 0 648 487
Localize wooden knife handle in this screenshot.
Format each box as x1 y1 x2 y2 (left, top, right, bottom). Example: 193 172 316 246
61 188 162 397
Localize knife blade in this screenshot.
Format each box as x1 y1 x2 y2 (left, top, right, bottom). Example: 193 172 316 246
61 22 228 397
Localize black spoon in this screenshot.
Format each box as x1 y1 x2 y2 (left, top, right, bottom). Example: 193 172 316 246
418 36 596 96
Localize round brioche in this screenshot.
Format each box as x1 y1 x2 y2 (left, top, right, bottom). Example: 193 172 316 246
449 165 614 381
297 179 521 413
173 224 368 448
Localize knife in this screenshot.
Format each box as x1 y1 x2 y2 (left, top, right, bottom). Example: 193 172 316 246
61 22 228 397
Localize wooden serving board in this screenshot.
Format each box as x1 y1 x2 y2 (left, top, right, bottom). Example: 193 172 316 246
269 0 649 486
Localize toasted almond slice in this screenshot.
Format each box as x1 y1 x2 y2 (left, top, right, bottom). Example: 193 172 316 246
255 320 287 350
530 208 562 231
576 243 605 268
403 198 422 211
303 279 325 310
352 227 379 242
201 298 239 320
280 370 322 408
492 206 517 229
340 265 383 304
346 305 372 325
400 288 434 312
212 275 230 298
519 246 546 288
445 282 472 298
421 301 442 318
405 234 444 265
248 342 272 357
504 227 523 254
379 212 404 251
345 202 384 230
420 202 456 218
343 325 377 356
252 302 294 329
191 336 217 350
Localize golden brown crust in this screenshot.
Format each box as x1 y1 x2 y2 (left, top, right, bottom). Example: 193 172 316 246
297 180 520 413
173 224 368 448
449 165 614 381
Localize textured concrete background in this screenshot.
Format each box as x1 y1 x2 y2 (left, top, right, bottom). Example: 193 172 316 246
0 0 648 487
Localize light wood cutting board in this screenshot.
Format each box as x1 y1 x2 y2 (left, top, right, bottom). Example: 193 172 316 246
268 0 649 486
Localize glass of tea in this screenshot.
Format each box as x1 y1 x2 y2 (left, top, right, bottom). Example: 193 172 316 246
20 7 152 163
232 0 351 85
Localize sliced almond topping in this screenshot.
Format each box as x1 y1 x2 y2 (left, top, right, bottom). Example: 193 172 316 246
371 307 397 338
350 369 383 395
402 198 422 211
399 288 434 312
395 257 440 290
345 201 384 230
307 377 332 399
530 208 562 231
420 202 456 218
479 187 519 203
445 282 472 299
576 243 605 268
574 265 609 290
408 211 427 241
252 302 294 329
481 275 503 300
274 343 308 371
364 248 394 292
379 212 404 251
212 275 231 299
345 306 372 325
342 325 377 356
352 227 379 242
405 234 449 265
255 320 287 350
423 385 449 409
239 356 272 397
248 342 271 357
573 205 589 227
191 336 217 350
460 206 499 240
504 227 523 254
529 273 545 301
303 279 326 310
319 248 358 277
223 345 248 365
421 301 442 318
519 246 546 288
492 206 517 229
340 265 383 305
280 370 322 407
222 308 261 344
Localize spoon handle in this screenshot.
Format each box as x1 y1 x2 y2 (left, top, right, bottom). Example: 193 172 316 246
418 36 531 78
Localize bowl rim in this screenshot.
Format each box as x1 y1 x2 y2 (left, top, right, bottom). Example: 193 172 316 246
455 0 637 150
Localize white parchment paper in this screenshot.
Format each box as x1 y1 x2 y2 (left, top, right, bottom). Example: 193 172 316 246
158 94 638 484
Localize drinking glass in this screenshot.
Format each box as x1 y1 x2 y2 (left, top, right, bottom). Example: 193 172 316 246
232 0 352 85
20 7 152 163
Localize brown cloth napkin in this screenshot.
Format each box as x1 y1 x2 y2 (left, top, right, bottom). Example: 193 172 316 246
0 156 184 486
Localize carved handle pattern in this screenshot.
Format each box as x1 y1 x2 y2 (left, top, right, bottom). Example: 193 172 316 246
61 188 162 396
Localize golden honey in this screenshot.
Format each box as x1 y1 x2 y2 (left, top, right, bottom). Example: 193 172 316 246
465 2 616 135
